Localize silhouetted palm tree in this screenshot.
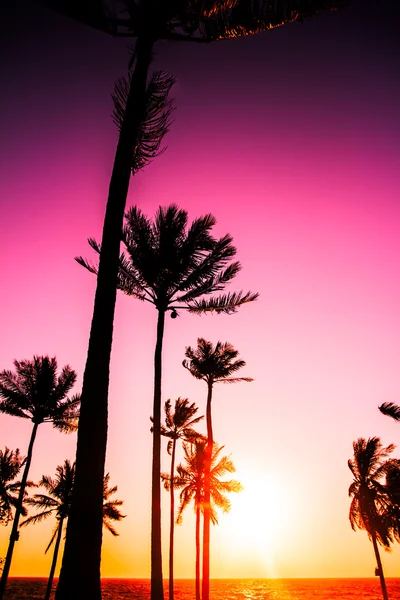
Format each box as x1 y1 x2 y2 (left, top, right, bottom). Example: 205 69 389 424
20 462 124 600
78 203 257 598
348 437 395 600
382 460 400 547
0 356 79 599
166 441 241 600
0 448 30 526
157 398 203 600
44 3 348 599
379 402 400 422
183 338 251 600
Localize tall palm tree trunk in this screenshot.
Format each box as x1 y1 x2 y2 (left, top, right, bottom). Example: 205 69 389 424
0 422 39 600
371 533 389 600
202 382 214 600
195 504 201 600
169 439 177 600
56 37 154 600
44 518 64 600
152 309 166 600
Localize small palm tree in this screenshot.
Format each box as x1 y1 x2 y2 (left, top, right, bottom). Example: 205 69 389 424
0 356 79 599
0 448 31 526
348 437 395 600
166 441 241 600
20 462 124 600
77 203 257 598
158 398 203 600
379 402 400 422
183 338 252 600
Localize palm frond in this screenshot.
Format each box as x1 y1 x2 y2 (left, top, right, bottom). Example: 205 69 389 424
45 521 61 554
52 394 80 433
20 508 56 527
112 70 175 173
379 402 400 422
200 0 350 42
187 290 258 314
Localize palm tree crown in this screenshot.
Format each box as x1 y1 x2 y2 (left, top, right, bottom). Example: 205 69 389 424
21 465 125 538
183 338 253 385
21 460 76 551
45 1 350 44
78 204 258 316
348 437 395 548
160 398 204 453
173 440 242 524
0 448 29 526
0 356 79 430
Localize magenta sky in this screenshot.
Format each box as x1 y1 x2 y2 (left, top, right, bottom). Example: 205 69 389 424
1 0 400 579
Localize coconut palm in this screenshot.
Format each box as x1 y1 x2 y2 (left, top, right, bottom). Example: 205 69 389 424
0 356 79 599
379 402 400 422
77 203 257 598
20 461 124 600
157 398 203 600
0 448 30 526
183 338 251 600
164 440 241 600
348 437 396 600
43 3 348 599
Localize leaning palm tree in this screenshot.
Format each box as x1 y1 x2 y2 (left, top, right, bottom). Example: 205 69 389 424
20 462 124 600
77 203 257 599
43 3 349 599
348 437 396 600
183 338 252 600
165 441 241 600
0 356 79 599
157 398 203 600
0 448 31 526
379 402 400 422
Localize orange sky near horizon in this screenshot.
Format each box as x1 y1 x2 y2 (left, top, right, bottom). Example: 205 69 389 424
1 0 400 582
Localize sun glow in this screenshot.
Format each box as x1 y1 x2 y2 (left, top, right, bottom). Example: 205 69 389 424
221 469 293 576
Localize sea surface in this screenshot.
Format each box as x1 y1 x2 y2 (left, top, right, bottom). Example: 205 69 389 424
4 578 400 600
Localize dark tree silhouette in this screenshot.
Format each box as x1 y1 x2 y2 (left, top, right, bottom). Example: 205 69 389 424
78 203 257 598
0 356 79 600
0 448 31 526
379 402 400 422
157 398 203 600
164 440 241 600
348 437 395 600
20 462 124 600
183 338 251 600
42 2 349 598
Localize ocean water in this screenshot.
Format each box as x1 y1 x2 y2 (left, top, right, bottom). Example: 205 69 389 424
4 578 400 600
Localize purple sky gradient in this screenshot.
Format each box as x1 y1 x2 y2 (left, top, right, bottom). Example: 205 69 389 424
1 0 400 579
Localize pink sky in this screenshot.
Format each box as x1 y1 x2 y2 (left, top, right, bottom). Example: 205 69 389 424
1 0 400 579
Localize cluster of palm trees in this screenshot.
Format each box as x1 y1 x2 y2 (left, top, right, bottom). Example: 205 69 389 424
0 357 124 599
348 402 400 600
155 337 252 600
37 2 349 598
2 0 351 597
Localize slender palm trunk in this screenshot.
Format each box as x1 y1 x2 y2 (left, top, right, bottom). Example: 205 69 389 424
44 518 64 600
169 439 176 600
202 381 213 600
0 422 39 600
371 533 389 600
152 308 166 600
56 37 155 600
195 503 201 600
